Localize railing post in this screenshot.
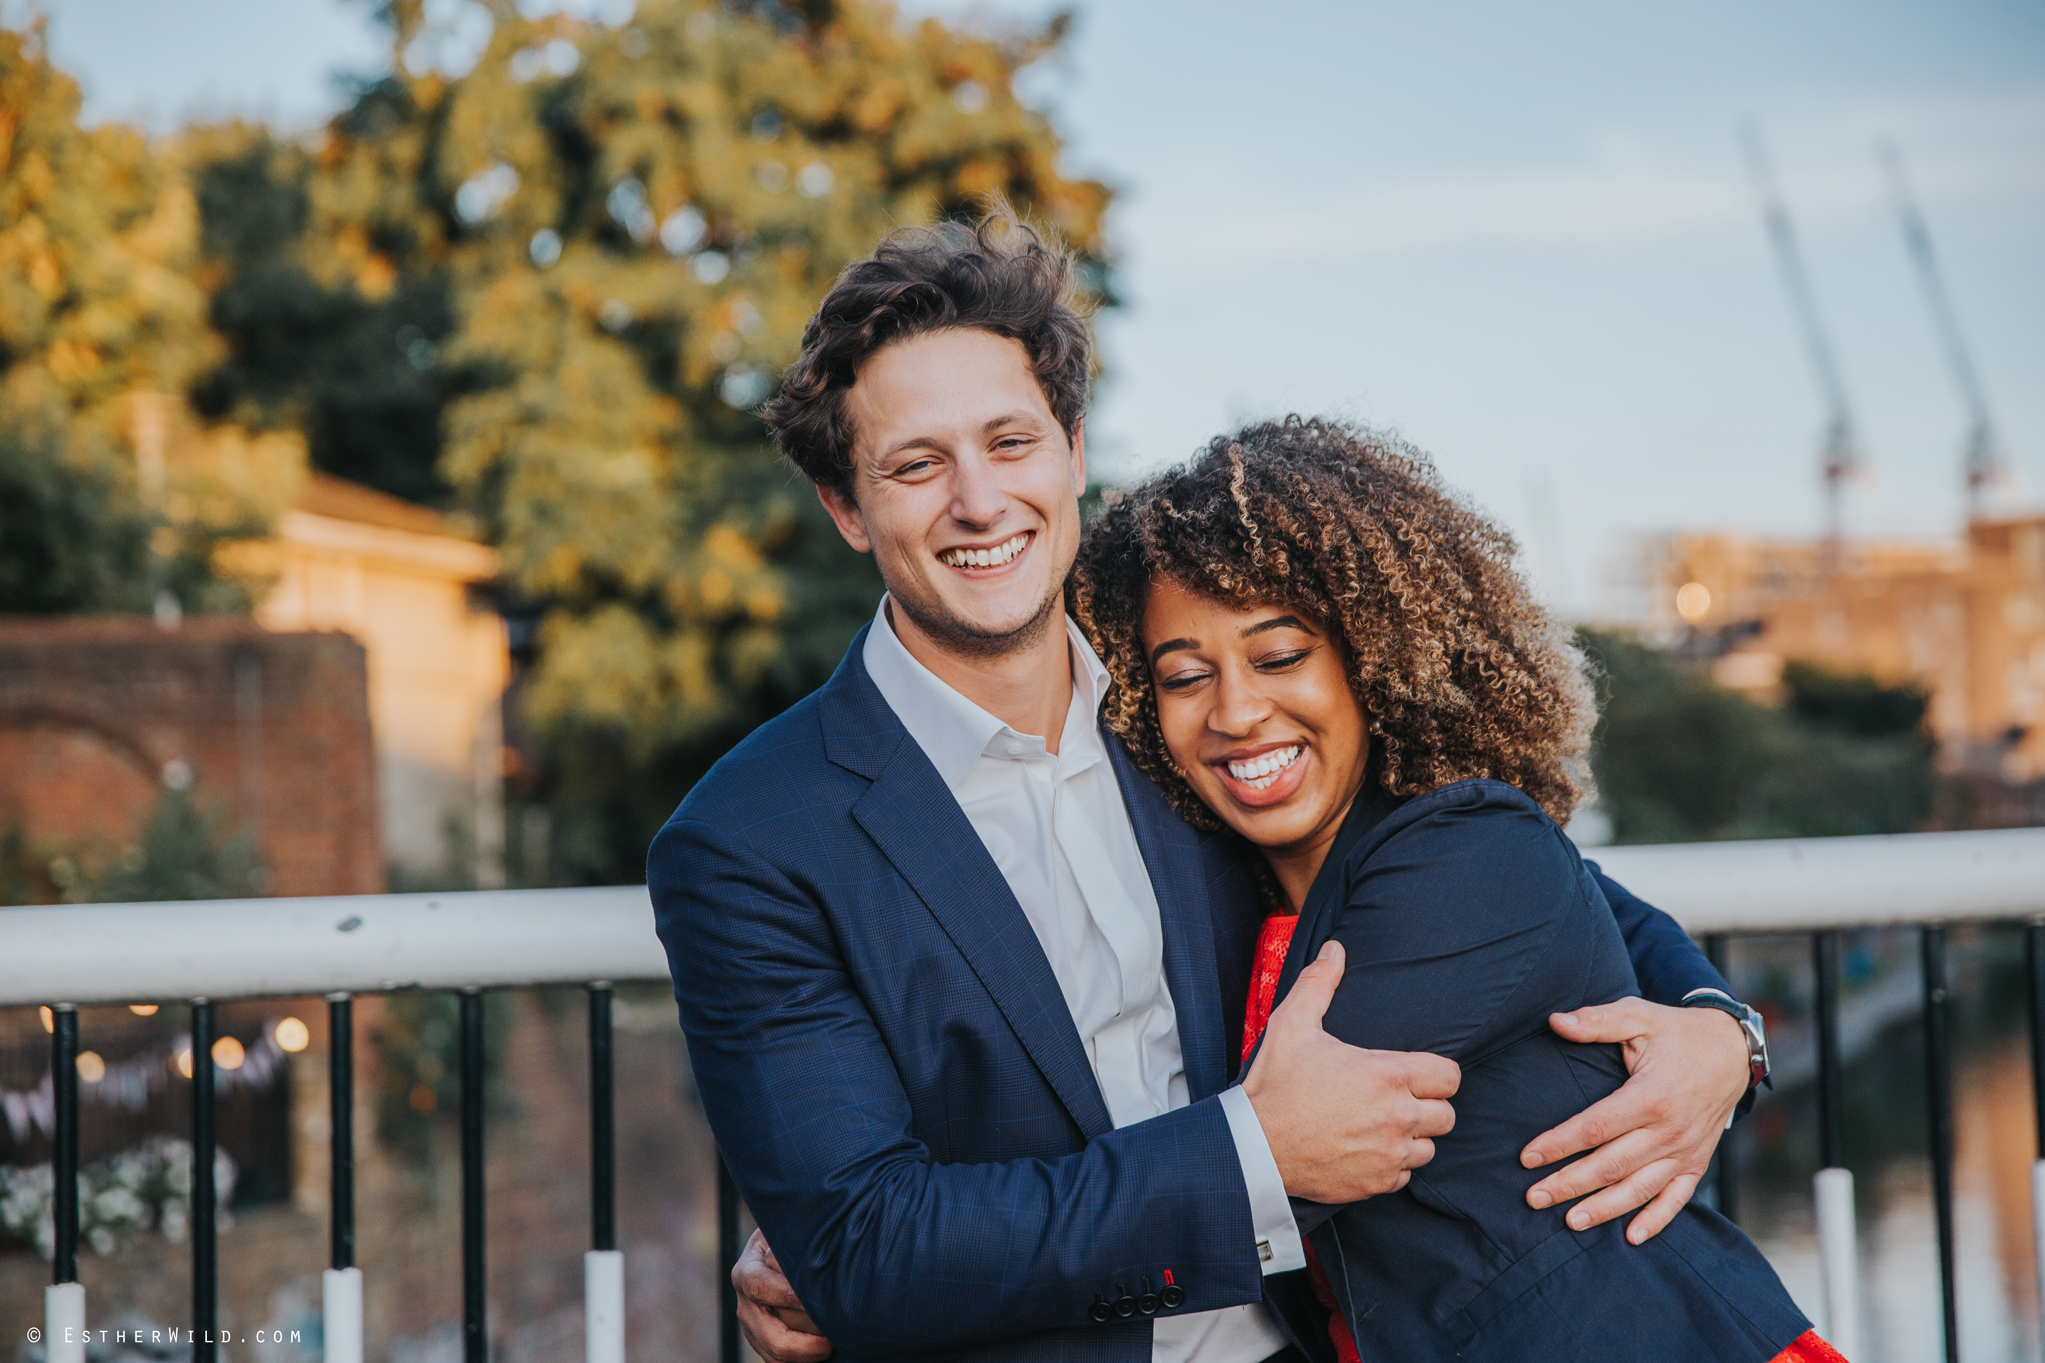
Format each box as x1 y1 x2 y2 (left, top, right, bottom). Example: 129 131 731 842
719 1152 741 1363
1922 926 1959 1361
2028 919 2045 1353
1704 934 1738 1224
46 1004 85 1363
325 993 364 1363
192 999 218 1363
462 988 487 1363
1811 931 1860 1356
586 983 624 1363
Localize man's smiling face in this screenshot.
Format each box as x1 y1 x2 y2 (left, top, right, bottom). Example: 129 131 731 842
818 327 1086 659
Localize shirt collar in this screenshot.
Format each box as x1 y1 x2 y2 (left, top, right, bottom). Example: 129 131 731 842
861 594 1112 794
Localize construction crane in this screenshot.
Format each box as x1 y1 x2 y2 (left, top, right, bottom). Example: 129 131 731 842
1740 121 1864 571
1878 139 2007 519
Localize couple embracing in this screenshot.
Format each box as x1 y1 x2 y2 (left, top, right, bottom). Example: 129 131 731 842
649 210 1840 1363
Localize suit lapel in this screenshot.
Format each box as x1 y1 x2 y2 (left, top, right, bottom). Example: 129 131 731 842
1104 730 1229 1104
825 634 1115 1140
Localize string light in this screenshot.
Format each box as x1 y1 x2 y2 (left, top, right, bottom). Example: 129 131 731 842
274 1017 310 1053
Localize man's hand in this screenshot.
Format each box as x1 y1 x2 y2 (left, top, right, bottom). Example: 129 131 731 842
1244 940 1461 1203
734 1228 833 1363
1521 997 1749 1244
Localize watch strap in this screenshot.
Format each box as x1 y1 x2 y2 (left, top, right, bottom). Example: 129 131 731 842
1681 991 1769 1088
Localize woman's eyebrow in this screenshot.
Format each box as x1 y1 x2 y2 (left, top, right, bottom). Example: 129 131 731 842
1148 637 1198 667
1240 615 1315 639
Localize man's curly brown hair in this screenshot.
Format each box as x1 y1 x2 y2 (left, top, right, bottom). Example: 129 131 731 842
761 205 1092 497
1068 417 1595 829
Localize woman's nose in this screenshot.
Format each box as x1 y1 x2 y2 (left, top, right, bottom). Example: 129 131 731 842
1208 666 1272 736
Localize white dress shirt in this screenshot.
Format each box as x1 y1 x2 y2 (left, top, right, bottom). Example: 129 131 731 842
863 598 1305 1363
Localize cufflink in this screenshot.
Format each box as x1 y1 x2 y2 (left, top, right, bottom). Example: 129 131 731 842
1257 1239 1273 1264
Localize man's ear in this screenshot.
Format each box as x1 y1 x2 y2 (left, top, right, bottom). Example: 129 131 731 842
816 482 873 554
1068 420 1087 496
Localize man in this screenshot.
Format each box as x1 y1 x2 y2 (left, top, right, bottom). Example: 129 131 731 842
648 211 1763 1363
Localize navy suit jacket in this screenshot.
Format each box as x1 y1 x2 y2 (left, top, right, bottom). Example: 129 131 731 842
1264 780 1807 1362
649 631 1736 1362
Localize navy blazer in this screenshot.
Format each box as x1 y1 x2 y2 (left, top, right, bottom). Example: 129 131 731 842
649 632 1739 1362
1265 779 1808 1363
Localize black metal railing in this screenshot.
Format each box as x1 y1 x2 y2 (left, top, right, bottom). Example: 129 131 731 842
13 842 2045 1363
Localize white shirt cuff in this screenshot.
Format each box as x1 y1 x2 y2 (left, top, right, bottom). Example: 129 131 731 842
1218 1085 1306 1275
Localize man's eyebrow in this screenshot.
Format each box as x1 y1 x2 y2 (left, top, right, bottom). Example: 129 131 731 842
1241 615 1315 639
981 412 1039 434
1148 637 1198 667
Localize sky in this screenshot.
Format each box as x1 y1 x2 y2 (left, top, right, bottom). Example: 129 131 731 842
29 0 2045 618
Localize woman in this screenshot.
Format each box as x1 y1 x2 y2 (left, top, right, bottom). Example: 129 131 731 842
1069 417 1839 1363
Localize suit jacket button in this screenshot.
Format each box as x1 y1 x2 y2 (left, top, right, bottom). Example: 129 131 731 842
1159 1285 1186 1309
1089 1299 1112 1323
1137 1292 1160 1315
1113 1295 1137 1318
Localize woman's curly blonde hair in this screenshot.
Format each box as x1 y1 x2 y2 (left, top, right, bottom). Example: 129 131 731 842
1068 417 1595 829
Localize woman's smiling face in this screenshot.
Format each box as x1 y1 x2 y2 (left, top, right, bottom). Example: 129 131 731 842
1141 577 1372 905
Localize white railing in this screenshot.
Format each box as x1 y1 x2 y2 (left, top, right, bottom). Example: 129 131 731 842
5 825 2045 1363
1587 825 2045 931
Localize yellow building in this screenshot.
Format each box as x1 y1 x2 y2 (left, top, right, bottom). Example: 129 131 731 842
1639 516 2045 782
254 473 508 885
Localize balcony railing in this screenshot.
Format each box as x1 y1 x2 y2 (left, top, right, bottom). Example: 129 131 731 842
5 826 2045 1363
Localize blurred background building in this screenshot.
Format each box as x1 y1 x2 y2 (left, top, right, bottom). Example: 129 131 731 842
254 471 508 887
1629 514 2045 796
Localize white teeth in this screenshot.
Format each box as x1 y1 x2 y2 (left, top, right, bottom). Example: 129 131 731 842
942 533 1029 569
1226 746 1302 789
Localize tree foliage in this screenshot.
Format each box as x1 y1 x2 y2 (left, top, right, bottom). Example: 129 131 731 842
185 0 1113 879
54 788 266 904
0 22 303 616
1581 631 1937 844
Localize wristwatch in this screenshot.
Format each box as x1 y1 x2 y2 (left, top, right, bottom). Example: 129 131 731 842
1681 989 1770 1090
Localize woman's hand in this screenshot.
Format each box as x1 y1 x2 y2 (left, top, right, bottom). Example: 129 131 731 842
1519 998 1750 1244
733 1228 833 1362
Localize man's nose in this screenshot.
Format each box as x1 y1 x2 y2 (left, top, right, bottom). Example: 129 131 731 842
948 453 1009 528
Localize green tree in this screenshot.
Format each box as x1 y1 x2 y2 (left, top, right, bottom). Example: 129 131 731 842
0 22 303 615
189 0 1113 880
1581 631 1937 844
0 375 153 612
54 787 265 904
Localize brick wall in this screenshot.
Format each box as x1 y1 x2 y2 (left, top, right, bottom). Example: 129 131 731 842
0 617 381 898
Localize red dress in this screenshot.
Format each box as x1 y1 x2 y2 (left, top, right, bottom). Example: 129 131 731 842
1238 910 1847 1363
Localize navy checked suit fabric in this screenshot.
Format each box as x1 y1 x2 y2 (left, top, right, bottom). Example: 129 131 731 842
1268 781 1808 1363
